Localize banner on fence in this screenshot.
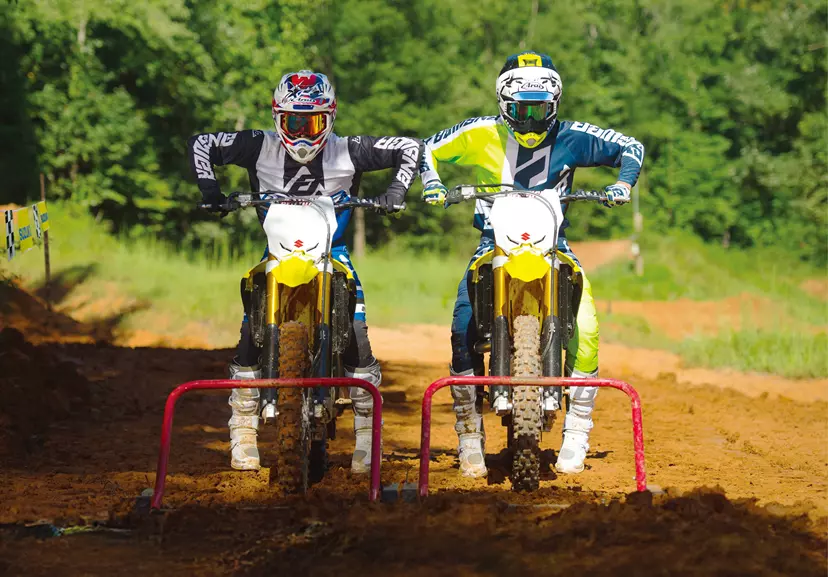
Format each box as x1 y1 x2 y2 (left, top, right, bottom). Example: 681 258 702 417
36 201 49 232
4 210 14 262
16 207 34 253
2 202 50 261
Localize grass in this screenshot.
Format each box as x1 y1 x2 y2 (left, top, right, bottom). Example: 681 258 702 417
589 232 827 327
677 330 828 380
590 232 827 378
355 247 467 326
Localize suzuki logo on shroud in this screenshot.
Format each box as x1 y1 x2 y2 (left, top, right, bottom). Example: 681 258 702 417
521 232 531 241
294 240 304 248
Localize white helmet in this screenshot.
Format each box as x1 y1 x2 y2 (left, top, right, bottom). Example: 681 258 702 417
272 70 337 163
496 52 562 148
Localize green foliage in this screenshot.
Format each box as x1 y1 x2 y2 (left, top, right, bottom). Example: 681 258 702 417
0 0 825 263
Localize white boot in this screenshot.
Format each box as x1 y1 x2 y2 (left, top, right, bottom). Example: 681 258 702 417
347 361 382 474
555 370 597 474
451 367 487 478
555 413 593 473
228 364 261 471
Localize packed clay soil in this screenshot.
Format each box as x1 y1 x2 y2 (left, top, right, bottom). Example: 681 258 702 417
1 283 827 576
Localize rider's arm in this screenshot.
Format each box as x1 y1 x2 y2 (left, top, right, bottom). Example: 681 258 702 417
563 121 645 188
186 130 264 202
347 136 423 202
419 117 491 185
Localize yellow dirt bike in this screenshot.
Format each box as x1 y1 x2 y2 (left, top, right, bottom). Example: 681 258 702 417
445 184 607 491
203 192 401 493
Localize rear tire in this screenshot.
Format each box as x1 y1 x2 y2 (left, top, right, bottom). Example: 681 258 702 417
510 315 542 492
274 321 311 494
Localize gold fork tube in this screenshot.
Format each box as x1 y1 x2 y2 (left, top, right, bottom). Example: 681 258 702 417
493 246 507 317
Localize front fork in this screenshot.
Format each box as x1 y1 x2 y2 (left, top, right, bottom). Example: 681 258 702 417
259 269 335 421
261 268 280 419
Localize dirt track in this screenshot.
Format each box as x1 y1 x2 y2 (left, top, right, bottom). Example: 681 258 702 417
1 287 827 575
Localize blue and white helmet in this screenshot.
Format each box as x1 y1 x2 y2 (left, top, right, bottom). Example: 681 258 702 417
496 52 563 148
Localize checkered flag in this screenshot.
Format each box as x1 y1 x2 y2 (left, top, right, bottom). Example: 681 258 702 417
4 210 14 261
32 203 43 240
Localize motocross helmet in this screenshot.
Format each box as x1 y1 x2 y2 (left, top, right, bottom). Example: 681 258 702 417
272 70 337 163
496 51 562 148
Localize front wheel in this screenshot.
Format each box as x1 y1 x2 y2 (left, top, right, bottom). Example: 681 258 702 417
510 315 542 492
274 321 312 494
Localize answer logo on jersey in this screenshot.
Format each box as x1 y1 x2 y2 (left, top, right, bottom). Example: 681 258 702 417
375 137 419 187
284 164 324 194
192 132 238 180
570 122 638 147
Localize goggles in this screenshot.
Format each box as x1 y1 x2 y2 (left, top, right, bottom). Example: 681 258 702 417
280 112 328 139
506 101 553 123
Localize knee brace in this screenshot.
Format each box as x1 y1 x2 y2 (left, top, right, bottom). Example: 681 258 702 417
568 368 598 419
346 359 382 419
228 363 260 428
449 366 482 435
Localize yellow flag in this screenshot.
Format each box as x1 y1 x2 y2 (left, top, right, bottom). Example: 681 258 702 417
36 201 50 232
16 207 34 252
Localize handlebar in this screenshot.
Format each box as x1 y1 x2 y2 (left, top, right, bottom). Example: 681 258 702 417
444 183 607 206
199 192 406 214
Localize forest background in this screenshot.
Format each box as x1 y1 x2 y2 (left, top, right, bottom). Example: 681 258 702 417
1 0 825 263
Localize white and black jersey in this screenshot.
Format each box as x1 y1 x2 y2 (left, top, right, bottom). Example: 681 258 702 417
188 129 422 209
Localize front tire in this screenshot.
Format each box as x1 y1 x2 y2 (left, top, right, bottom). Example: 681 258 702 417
274 321 312 494
510 315 542 492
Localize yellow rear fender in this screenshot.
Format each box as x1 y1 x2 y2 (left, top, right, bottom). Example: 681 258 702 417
243 258 273 291
469 249 494 283
331 258 355 279
555 250 583 276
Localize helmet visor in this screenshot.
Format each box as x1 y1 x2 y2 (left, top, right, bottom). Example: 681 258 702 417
280 112 328 139
506 101 553 123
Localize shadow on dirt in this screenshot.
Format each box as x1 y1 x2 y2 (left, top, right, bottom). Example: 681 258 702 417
6 487 821 577
33 263 98 304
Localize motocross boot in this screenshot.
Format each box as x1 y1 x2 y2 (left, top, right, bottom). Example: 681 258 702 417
555 369 598 474
451 367 487 478
228 363 261 471
347 360 382 474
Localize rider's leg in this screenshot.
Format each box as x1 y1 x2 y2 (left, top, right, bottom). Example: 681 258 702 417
557 245 599 474
449 242 490 478
228 315 262 471
334 246 382 474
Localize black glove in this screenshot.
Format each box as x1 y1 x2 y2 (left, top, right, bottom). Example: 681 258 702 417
374 192 405 214
203 192 229 217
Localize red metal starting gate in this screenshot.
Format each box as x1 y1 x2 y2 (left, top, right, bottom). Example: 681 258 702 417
150 376 645 508
150 378 382 509
418 376 647 498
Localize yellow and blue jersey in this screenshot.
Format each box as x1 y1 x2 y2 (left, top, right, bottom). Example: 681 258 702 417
420 116 644 234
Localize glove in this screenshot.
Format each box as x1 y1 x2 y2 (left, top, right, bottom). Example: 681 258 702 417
603 183 631 208
203 192 229 217
374 191 405 214
423 181 448 206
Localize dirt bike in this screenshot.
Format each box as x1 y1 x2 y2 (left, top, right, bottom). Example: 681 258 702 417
201 192 403 494
444 184 607 491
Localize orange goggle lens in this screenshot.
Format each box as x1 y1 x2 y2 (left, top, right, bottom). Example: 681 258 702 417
280 112 328 139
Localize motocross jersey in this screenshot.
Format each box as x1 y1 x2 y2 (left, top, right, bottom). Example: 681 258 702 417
419 116 645 235
188 130 422 241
